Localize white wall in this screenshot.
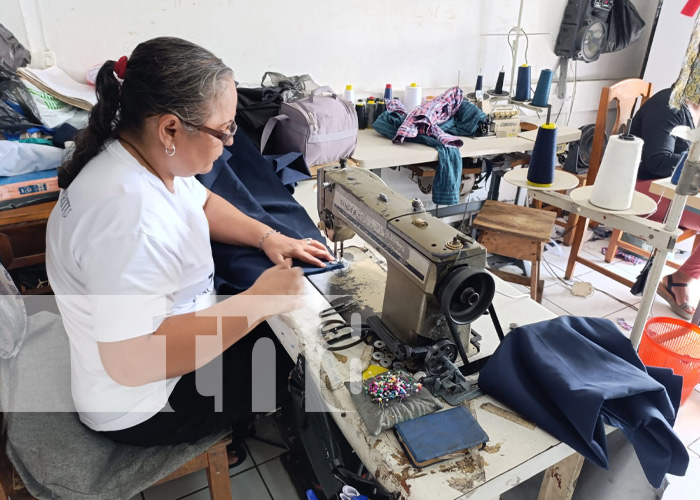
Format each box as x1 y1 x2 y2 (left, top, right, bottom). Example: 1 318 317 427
643 0 696 93
3 0 670 127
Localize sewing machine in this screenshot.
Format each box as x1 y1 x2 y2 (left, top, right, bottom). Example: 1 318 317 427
474 100 521 138
317 165 495 358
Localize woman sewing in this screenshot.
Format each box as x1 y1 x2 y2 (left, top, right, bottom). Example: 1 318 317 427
46 37 333 461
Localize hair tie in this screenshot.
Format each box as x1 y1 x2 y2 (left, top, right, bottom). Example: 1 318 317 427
114 56 128 79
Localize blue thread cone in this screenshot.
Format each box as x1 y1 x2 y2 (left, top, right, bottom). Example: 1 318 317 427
495 70 505 94
531 69 553 108
514 64 531 101
475 74 483 91
527 123 557 187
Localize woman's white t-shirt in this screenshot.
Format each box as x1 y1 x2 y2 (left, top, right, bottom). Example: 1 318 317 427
46 140 216 432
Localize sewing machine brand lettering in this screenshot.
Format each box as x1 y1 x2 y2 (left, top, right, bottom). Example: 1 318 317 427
334 189 429 283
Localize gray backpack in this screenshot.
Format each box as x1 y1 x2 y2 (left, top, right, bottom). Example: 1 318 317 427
260 86 357 167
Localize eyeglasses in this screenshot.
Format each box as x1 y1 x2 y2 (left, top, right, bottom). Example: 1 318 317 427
180 119 237 144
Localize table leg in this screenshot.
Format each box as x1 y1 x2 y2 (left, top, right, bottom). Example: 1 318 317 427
489 172 502 201
536 453 585 500
530 258 539 302
692 298 700 325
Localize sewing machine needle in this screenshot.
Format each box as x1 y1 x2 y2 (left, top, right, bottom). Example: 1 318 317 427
333 241 338 260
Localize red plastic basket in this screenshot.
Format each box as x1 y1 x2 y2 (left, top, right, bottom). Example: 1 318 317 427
639 317 700 404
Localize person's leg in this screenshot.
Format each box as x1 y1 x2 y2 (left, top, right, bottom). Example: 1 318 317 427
102 322 292 457
659 247 700 319
637 179 700 317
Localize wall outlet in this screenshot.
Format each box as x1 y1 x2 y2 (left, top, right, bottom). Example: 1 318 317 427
42 50 56 68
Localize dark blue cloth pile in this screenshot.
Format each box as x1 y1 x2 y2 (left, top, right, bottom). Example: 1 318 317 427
197 130 342 295
478 316 689 488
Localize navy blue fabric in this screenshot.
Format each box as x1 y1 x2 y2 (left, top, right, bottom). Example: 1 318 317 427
197 130 342 295
478 316 688 488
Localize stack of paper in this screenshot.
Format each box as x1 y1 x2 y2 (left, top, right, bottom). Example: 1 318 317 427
17 66 96 111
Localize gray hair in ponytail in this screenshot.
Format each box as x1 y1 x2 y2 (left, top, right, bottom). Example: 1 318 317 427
58 37 233 188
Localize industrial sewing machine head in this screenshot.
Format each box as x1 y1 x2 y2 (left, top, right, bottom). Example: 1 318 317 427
317 165 496 362
474 101 521 139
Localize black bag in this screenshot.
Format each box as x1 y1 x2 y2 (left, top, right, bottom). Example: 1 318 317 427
630 252 654 296
236 86 285 151
0 65 43 134
0 23 30 72
603 0 646 54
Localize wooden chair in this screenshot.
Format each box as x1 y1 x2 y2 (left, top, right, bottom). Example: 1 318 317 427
473 199 557 302
563 78 680 287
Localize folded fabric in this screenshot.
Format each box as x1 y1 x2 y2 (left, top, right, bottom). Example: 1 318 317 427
0 140 64 176
197 130 342 295
478 316 688 488
263 151 311 190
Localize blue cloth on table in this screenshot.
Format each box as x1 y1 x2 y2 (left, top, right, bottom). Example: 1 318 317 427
197 130 342 295
478 316 688 488
372 102 485 205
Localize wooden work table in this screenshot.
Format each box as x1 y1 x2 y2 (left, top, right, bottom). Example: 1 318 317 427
268 251 589 500
649 177 700 214
263 180 595 500
350 123 581 170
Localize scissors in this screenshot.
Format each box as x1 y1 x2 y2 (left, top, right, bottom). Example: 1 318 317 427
318 320 373 351
319 298 360 318
339 485 369 500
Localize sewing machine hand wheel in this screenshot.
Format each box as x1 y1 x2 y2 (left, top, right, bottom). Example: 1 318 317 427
437 267 495 324
424 340 458 375
437 267 496 369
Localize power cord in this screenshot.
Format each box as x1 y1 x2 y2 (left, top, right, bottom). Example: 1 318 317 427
541 252 640 311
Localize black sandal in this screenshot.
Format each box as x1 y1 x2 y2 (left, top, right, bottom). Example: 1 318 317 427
226 441 248 469
657 275 695 320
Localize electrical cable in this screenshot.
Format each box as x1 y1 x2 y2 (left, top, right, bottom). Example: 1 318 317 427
507 28 530 66
541 253 639 311
555 99 566 124
566 60 577 126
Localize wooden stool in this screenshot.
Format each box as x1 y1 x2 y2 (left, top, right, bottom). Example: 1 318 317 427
473 200 557 303
0 413 233 500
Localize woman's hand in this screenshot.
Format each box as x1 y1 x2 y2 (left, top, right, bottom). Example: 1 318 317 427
248 259 305 296
241 259 307 322
261 232 334 267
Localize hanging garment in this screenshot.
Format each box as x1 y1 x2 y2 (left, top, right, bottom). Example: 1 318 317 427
671 13 700 109
478 316 689 488
197 130 342 295
373 99 485 205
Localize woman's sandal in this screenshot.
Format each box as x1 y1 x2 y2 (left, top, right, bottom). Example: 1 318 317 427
226 441 248 469
657 275 696 320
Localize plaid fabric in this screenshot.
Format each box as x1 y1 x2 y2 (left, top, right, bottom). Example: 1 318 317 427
392 86 464 147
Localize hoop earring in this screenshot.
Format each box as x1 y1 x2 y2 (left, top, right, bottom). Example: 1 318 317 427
165 145 176 157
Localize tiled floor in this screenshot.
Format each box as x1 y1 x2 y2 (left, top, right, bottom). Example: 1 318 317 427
139 415 302 500
138 177 700 499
